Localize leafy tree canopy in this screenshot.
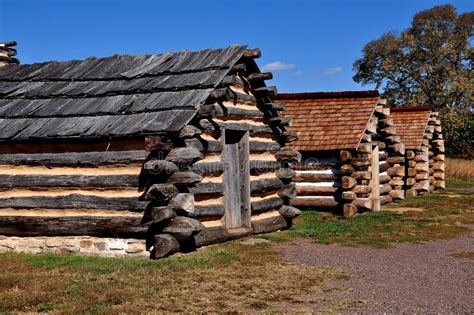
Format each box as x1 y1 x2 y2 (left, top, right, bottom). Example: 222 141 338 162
353 4 473 111
353 4 473 157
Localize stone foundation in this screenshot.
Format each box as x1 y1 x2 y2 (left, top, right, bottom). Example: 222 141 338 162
0 235 148 258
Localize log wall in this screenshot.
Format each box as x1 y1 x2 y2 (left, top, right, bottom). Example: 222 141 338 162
0 49 301 259
138 54 301 259
0 149 149 239
373 106 406 204
404 111 445 196
287 103 405 217
290 154 341 210
428 112 445 191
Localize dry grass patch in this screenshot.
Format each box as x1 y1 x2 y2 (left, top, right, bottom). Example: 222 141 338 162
0 242 349 313
446 158 474 182
451 252 474 260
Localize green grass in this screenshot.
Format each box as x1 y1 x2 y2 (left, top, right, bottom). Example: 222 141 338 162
446 178 474 188
19 246 238 275
262 187 474 248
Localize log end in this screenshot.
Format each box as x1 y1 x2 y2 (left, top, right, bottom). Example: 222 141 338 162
278 205 301 218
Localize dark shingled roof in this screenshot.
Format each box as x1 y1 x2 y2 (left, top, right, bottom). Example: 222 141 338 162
0 45 248 142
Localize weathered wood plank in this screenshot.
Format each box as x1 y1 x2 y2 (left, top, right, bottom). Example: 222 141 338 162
0 194 147 211
0 174 138 188
0 216 148 238
251 197 284 214
0 150 148 167
296 185 338 196
184 138 279 153
290 197 338 208
191 161 279 176
293 172 338 182
188 178 283 198
251 215 288 234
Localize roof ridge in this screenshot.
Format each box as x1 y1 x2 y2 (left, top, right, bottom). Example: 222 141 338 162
276 90 379 100
2 44 247 67
390 105 432 112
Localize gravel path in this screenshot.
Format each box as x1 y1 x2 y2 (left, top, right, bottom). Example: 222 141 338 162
277 226 474 313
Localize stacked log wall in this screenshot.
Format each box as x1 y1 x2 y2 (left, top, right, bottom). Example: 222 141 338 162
402 111 444 196
0 144 152 256
340 148 368 217
428 112 445 190
141 52 300 259
288 103 405 217
341 104 405 216
405 146 429 196
0 49 301 259
290 154 342 210
373 106 406 203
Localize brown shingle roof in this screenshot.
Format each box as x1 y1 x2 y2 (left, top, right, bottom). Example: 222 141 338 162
390 106 431 150
277 91 380 151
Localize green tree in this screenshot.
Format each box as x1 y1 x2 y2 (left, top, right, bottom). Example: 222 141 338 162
354 4 473 110
353 5 473 157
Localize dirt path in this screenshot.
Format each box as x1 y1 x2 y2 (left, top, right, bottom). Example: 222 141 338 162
277 226 474 313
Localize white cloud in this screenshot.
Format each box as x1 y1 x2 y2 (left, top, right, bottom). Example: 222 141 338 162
319 67 343 76
261 61 296 72
294 69 304 76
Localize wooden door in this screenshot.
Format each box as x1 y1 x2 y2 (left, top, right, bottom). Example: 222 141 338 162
223 129 251 228
371 145 381 211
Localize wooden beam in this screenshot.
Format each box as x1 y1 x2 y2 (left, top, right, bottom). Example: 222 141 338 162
191 160 279 176
261 102 285 111
243 48 261 58
248 72 272 82
252 215 289 234
0 150 148 167
252 197 284 214
278 206 301 218
145 136 173 152
296 185 338 196
0 194 147 211
290 196 338 208
165 147 204 165
145 183 179 202
253 86 277 97
0 216 148 238
0 174 138 189
293 172 338 182
143 159 179 175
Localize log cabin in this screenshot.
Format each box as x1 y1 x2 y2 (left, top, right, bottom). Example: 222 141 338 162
0 42 301 258
390 106 445 195
276 91 406 217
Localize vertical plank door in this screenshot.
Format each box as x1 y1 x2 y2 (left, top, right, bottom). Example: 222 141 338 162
223 130 251 229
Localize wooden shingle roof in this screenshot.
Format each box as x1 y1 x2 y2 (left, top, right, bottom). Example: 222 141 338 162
0 45 248 142
277 91 380 151
390 106 431 150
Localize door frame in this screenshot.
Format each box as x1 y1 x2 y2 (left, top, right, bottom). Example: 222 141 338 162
371 145 381 211
222 129 251 228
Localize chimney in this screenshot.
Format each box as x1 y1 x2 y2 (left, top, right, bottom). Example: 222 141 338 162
0 41 19 68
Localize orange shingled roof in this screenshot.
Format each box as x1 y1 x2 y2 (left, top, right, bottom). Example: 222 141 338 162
390 106 432 150
276 91 380 151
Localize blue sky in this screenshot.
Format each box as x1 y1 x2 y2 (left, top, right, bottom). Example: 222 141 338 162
0 0 472 92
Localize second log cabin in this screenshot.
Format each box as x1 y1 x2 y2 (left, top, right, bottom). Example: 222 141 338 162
0 44 300 258
390 106 445 195
277 91 406 217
